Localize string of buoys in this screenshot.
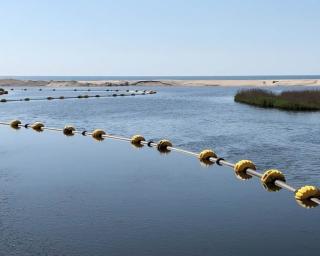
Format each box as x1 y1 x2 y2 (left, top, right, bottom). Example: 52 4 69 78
0 88 8 95
2 119 320 209
8 88 148 93
0 90 156 103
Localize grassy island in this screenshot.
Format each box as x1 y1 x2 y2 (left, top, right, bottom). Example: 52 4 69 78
235 89 320 111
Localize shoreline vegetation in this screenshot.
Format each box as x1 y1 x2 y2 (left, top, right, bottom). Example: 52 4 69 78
235 89 320 111
0 78 320 87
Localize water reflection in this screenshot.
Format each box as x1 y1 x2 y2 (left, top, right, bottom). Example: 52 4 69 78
261 182 282 192
234 171 252 180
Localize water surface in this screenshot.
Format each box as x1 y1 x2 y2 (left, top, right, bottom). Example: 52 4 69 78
0 127 319 256
1 85 319 186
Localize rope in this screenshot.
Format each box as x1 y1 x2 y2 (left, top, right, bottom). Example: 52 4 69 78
8 88 153 93
0 90 155 103
1 120 320 208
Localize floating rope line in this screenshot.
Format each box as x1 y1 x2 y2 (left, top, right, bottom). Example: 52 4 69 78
8 88 149 93
1 119 320 209
0 90 156 103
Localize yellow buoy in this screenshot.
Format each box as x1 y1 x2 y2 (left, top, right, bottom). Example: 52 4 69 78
92 129 106 141
295 185 320 201
234 160 256 174
157 139 172 152
31 122 44 132
261 169 285 191
63 125 76 136
131 135 145 145
198 149 217 162
261 169 285 183
10 120 21 129
296 199 319 209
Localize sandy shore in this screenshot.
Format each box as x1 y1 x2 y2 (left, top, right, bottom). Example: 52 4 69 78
0 78 319 87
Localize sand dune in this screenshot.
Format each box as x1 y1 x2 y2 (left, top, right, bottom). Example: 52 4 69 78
106 79 320 87
0 78 319 87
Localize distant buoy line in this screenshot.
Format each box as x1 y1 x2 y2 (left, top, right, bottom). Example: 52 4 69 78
0 90 156 103
1 119 320 209
8 88 141 92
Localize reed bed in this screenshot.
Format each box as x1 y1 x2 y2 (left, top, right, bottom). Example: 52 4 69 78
234 89 320 111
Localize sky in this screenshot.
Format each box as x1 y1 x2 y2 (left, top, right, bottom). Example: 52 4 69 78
0 0 319 76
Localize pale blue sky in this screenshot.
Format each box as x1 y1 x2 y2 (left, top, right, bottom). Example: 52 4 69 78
1 0 319 76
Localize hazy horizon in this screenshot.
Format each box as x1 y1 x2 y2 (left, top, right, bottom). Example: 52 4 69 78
2 75 320 82
1 0 319 76
2 74 320 77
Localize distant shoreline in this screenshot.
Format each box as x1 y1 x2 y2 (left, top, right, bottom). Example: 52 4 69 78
2 75 320 81
0 78 320 87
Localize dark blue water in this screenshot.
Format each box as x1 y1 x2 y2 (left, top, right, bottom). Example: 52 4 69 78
1 75 320 81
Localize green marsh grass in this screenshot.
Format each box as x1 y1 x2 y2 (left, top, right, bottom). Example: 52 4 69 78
235 89 320 111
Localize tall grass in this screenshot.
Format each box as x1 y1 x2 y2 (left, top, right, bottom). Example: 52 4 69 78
234 89 320 111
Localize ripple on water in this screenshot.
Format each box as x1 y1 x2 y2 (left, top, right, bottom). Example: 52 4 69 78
0 85 319 187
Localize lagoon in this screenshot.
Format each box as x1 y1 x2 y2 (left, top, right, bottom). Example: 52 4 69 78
1 85 320 255
1 85 320 187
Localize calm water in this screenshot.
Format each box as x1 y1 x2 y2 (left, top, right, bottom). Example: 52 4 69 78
0 127 319 256
1 85 320 186
0 85 320 255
